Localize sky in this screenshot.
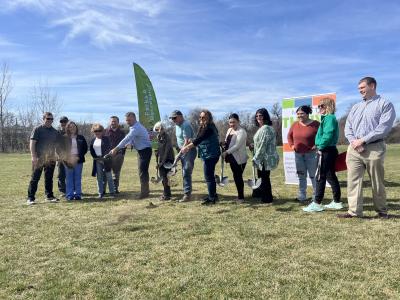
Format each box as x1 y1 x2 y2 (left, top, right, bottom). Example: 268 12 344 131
1 0 399 125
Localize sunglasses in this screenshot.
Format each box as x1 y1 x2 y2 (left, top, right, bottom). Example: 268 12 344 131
318 104 326 109
94 130 103 133
171 117 177 120
46 118 54 120
256 114 263 118
199 116 206 120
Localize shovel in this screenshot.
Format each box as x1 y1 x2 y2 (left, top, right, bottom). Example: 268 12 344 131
247 163 262 190
247 150 262 190
150 152 162 184
163 149 184 170
215 152 229 187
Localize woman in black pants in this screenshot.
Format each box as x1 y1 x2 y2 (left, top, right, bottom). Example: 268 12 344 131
303 97 342 212
251 108 280 204
222 113 248 203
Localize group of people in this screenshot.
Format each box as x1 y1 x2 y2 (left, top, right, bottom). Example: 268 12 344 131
26 76 396 218
287 77 396 218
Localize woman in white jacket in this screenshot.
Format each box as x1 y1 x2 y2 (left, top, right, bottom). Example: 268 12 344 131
222 113 248 202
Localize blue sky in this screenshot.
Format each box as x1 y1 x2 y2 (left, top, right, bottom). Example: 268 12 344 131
1 0 399 125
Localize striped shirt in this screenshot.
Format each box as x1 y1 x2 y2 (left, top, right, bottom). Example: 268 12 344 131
345 95 396 144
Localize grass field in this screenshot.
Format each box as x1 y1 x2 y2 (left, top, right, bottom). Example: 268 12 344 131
1 145 400 299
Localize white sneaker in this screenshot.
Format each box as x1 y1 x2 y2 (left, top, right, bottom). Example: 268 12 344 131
324 201 343 210
26 199 35 205
303 202 324 212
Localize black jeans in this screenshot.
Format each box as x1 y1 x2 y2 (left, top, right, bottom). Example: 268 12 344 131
57 161 66 193
159 165 171 197
138 147 152 184
229 157 246 199
315 146 341 204
257 167 273 203
27 160 56 200
203 156 219 200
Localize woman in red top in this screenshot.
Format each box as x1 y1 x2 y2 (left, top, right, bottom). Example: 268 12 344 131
287 105 320 202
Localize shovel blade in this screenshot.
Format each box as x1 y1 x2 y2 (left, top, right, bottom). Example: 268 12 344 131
247 178 262 189
215 175 221 184
218 177 229 187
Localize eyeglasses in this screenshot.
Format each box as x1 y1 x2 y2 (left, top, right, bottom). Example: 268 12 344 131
94 130 103 133
46 118 54 120
318 104 326 109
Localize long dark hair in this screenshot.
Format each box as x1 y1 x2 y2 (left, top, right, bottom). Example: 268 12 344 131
199 109 214 128
254 108 272 127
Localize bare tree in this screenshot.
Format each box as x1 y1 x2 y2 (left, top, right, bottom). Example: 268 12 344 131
0 62 13 152
31 81 62 123
186 107 202 134
270 102 282 146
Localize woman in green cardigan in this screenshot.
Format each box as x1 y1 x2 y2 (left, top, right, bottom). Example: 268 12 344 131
252 108 279 204
303 98 342 212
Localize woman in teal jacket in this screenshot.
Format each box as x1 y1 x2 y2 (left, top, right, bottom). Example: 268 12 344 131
303 98 342 212
182 109 220 205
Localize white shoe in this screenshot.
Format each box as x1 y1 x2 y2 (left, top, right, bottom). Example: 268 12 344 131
303 202 324 212
324 201 343 210
26 199 35 205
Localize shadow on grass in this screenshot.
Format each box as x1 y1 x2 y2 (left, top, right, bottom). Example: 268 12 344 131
338 180 400 188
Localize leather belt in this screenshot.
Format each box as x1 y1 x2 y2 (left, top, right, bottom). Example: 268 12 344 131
368 139 383 144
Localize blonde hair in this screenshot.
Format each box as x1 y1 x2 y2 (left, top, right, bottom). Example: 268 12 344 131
91 123 104 133
319 98 336 114
153 121 164 132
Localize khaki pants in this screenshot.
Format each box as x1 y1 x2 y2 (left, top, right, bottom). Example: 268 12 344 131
346 141 387 216
111 153 125 190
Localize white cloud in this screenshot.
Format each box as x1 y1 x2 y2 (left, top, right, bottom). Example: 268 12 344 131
2 0 167 47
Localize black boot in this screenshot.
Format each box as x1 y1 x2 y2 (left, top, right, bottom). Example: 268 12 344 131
139 182 150 199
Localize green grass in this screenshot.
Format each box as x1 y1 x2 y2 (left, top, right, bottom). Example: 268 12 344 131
1 145 400 299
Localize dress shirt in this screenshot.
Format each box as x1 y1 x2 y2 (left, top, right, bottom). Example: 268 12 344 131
345 95 396 144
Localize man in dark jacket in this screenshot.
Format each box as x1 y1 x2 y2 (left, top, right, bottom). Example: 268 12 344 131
104 116 126 193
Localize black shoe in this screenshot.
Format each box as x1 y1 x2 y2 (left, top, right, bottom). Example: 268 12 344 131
74 196 82 200
46 195 59 203
115 189 120 194
377 212 389 219
201 198 215 205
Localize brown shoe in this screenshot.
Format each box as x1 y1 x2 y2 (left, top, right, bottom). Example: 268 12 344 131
337 213 358 219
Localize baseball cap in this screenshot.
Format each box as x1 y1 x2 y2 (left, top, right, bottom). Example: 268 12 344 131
59 116 69 123
169 110 183 119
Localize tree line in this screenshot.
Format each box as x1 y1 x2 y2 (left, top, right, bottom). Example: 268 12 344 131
1 62 399 153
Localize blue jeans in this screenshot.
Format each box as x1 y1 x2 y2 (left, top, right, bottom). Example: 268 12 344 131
95 161 115 195
180 148 197 195
203 156 219 200
295 151 317 201
65 163 83 199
